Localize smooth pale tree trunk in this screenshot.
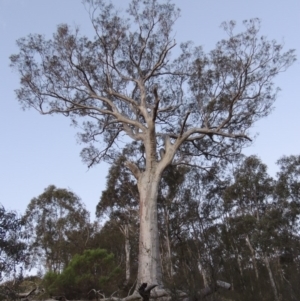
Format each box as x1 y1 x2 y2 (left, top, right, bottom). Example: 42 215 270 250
231 244 244 278
245 235 259 280
120 224 131 285
197 260 209 288
163 206 173 278
126 124 176 289
264 253 280 301
124 225 131 284
137 169 163 287
190 219 210 288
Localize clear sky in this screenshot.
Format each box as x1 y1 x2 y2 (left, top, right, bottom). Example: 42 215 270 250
1 0 299 219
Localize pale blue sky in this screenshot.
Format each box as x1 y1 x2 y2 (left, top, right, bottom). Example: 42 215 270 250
1 0 299 219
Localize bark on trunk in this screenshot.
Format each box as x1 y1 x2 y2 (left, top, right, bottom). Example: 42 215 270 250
137 170 163 287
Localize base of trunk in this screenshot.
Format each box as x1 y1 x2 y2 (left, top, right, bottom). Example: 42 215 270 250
95 280 231 301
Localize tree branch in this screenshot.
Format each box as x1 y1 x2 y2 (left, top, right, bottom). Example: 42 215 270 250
152 85 160 122
138 283 158 301
174 127 252 145
179 111 190 137
125 161 141 180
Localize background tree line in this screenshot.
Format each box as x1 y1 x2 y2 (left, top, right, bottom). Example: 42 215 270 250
1 153 299 300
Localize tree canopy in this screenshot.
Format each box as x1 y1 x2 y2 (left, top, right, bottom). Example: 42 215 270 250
10 1 295 169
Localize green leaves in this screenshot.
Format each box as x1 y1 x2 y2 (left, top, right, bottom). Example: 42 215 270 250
43 249 121 299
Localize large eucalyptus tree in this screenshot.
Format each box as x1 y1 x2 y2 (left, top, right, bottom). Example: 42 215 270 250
10 0 295 289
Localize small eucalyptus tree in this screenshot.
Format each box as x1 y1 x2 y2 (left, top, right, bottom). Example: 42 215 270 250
23 185 90 273
10 0 295 289
0 205 26 281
